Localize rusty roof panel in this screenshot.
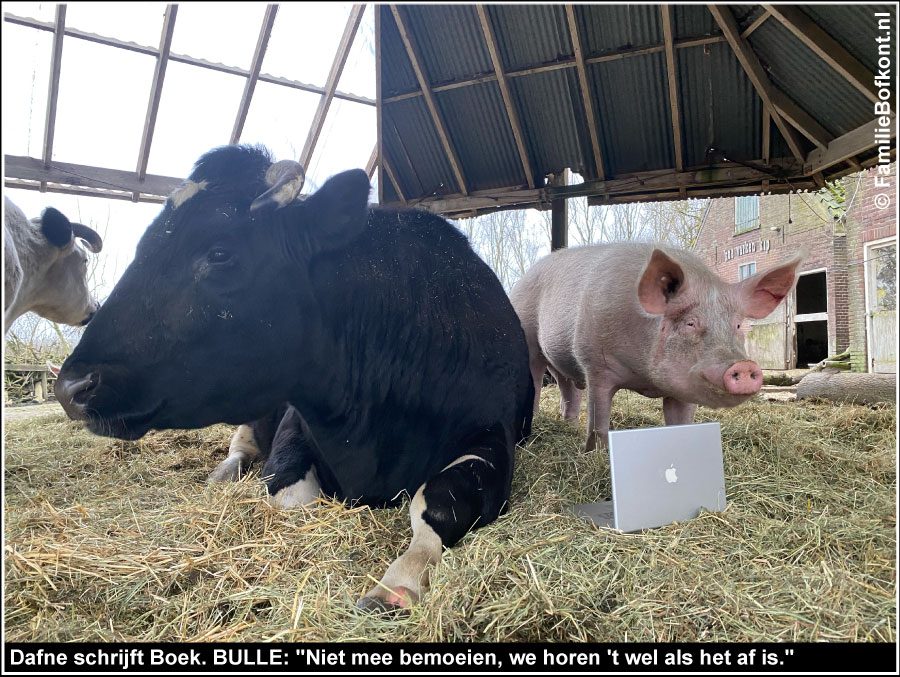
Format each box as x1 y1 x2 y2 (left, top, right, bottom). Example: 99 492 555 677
401 5 492 85
749 19 872 137
577 4 661 55
436 81 526 190
673 4 720 40
379 6 418 97
677 41 764 168
589 51 674 175
801 4 895 74
485 5 571 72
383 96 457 198
509 67 590 180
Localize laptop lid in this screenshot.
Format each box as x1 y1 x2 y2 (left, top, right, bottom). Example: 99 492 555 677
573 422 727 533
609 422 727 533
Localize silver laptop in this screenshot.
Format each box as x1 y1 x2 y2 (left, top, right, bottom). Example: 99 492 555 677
574 422 727 533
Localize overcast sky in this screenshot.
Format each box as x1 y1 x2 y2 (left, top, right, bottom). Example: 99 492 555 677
3 2 377 302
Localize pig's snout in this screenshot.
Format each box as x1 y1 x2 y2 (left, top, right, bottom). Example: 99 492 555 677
721 361 763 395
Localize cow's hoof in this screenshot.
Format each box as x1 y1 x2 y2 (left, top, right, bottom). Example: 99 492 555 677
207 457 241 483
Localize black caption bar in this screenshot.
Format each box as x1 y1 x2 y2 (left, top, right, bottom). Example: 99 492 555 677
4 642 897 674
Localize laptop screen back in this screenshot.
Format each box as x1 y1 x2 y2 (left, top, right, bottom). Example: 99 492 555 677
609 422 727 533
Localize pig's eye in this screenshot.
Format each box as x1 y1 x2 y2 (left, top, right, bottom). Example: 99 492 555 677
685 320 695 327
736 322 742 329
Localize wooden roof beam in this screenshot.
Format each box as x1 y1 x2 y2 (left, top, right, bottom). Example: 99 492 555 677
476 5 535 188
565 5 606 180
135 5 177 201
741 10 770 39
41 5 66 192
709 5 807 164
390 5 469 195
382 156 406 205
375 6 384 204
299 4 365 170
365 145 377 179
763 4 879 103
230 4 277 145
660 5 684 171
804 118 896 175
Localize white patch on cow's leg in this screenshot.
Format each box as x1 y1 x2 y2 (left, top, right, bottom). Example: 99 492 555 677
208 424 261 483
360 482 442 610
270 466 321 509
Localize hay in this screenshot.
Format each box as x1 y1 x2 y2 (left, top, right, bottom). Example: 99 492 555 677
4 387 895 642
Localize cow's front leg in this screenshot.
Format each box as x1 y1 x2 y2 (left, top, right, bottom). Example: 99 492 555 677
357 448 509 611
260 406 323 508
208 405 287 483
662 397 697 426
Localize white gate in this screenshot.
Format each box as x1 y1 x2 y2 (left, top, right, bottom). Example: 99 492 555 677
865 238 897 374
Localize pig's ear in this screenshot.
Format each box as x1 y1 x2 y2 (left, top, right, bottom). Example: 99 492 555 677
740 254 803 319
638 249 686 314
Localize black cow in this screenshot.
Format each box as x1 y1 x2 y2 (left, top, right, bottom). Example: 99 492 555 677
56 145 533 611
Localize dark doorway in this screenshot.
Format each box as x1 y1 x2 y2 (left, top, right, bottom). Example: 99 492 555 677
796 271 827 314
797 321 828 366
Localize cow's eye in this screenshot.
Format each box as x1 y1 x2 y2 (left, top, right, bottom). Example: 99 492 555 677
207 247 232 264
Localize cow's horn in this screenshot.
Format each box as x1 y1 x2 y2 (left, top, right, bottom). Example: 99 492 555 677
250 160 305 211
71 222 103 253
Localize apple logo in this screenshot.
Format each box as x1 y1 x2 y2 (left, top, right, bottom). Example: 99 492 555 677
665 465 678 483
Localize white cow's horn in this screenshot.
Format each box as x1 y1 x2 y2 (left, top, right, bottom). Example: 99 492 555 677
250 160 306 211
71 222 103 253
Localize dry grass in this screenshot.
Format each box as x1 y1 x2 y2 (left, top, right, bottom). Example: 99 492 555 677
3 386 896 642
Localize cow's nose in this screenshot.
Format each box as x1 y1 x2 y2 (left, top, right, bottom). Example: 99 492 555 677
56 371 99 419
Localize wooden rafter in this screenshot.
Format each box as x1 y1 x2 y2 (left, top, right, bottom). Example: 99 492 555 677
709 5 806 164
4 13 375 107
565 5 605 180
299 4 365 170
375 5 383 203
6 180 167 204
135 5 177 201
230 4 277 145
660 5 683 171
365 145 377 179
763 5 878 103
476 5 535 188
41 5 66 191
382 156 406 205
769 88 832 150
6 155 182 197
804 119 895 175
741 10 770 39
390 5 469 195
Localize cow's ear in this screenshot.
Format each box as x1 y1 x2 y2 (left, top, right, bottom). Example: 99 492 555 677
740 254 802 319
638 249 685 314
300 169 370 252
40 207 74 249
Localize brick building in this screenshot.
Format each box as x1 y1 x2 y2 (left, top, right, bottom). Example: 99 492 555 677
693 167 896 373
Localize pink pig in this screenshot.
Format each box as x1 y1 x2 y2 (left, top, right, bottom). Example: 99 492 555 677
510 242 802 450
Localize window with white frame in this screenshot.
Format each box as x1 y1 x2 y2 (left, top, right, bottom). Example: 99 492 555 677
738 262 757 280
734 196 760 234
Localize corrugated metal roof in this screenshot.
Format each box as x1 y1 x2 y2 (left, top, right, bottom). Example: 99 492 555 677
749 19 872 138
377 4 894 209
801 4 895 74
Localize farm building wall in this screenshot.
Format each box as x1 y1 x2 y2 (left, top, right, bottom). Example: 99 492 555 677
692 166 896 372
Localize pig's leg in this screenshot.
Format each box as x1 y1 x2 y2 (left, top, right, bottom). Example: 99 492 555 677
662 398 697 426
548 366 583 422
528 354 548 413
584 378 618 451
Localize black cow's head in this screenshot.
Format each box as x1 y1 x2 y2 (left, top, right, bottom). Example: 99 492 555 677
56 145 370 439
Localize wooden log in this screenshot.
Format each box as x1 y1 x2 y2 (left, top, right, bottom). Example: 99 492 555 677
797 372 896 405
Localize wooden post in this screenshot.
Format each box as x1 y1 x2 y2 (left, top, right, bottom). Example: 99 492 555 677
550 169 569 251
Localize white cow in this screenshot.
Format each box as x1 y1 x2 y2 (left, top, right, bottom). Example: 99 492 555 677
4 197 103 333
